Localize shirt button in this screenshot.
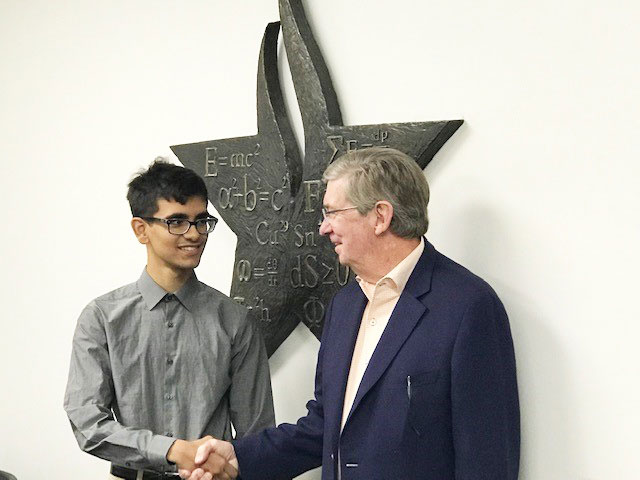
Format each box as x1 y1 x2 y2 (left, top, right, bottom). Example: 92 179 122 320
166 432 173 437
167 358 174 365
370 318 376 326
165 294 174 302
165 394 174 400
167 322 174 328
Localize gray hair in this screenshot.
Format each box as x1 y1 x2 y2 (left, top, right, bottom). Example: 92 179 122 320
323 147 429 238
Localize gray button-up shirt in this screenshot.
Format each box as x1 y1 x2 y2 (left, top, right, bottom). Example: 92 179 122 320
64 269 275 473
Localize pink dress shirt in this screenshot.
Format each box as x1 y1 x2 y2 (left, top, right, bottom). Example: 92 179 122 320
341 238 425 429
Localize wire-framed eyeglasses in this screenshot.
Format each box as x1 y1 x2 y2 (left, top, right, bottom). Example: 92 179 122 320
141 216 218 235
321 206 359 220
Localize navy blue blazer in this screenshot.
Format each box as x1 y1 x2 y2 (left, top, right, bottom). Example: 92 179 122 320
234 240 520 479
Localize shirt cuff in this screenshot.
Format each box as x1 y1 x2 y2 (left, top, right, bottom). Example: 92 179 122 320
148 435 179 473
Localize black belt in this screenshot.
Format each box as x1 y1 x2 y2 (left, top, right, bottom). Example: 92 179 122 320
110 464 180 480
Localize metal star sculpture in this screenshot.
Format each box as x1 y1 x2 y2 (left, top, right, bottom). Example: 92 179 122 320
171 0 463 356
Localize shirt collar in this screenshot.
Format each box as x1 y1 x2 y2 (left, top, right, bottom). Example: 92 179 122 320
137 268 199 311
356 238 425 299
173 273 199 311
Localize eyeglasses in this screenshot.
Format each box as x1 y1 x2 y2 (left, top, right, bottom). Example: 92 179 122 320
321 206 359 220
141 216 218 235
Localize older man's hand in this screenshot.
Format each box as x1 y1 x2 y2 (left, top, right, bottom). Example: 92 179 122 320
178 438 239 480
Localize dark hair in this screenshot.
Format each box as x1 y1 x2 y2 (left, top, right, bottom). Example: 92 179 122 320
127 158 208 217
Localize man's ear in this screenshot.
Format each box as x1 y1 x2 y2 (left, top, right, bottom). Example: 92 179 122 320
131 217 149 244
373 201 394 235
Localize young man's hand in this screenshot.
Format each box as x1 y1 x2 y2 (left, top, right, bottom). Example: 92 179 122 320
168 435 236 476
178 438 239 480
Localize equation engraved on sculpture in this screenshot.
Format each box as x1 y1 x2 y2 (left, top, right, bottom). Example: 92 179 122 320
171 0 463 356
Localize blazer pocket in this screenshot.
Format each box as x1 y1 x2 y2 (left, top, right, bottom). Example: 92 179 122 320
409 369 440 387
407 369 445 437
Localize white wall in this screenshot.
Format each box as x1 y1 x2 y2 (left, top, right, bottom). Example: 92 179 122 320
1 0 639 478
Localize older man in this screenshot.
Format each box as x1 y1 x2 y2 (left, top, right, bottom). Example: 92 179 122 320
186 147 520 480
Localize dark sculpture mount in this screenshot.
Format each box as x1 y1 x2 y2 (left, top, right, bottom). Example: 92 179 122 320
171 0 463 356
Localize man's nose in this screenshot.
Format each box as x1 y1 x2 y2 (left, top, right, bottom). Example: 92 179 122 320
318 217 331 236
183 223 202 240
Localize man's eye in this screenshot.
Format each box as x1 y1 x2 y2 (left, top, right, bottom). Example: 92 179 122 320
167 219 188 227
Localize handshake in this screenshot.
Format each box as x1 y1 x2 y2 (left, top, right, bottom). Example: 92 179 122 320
167 436 239 480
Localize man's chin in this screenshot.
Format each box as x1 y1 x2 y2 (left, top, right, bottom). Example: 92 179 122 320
336 252 351 268
176 258 202 271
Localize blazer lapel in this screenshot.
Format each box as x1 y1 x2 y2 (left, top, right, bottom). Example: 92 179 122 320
343 240 436 426
325 284 368 446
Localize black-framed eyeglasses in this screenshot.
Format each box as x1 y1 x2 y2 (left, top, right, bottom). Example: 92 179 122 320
321 206 358 220
141 216 218 235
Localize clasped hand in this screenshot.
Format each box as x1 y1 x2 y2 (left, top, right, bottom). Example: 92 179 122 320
176 438 238 480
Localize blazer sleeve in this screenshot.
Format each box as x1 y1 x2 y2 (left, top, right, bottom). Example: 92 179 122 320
451 289 520 480
231 299 336 480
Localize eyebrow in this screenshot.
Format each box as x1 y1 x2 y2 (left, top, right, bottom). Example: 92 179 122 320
165 213 189 220
165 211 211 220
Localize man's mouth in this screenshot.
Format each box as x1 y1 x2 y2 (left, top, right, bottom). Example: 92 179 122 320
178 245 202 252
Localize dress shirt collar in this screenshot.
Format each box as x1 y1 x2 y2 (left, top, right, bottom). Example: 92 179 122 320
137 268 199 311
174 273 199 311
356 237 425 300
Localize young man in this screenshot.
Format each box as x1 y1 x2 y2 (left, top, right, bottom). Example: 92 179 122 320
64 159 274 480
186 147 519 480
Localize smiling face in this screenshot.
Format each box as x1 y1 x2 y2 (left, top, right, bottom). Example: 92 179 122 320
139 196 210 276
319 176 377 274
